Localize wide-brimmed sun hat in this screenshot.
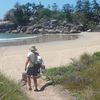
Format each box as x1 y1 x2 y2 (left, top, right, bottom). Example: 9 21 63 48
29 46 37 51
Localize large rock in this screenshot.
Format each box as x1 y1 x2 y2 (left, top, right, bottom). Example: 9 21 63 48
94 25 100 32
11 30 19 33
0 21 17 32
26 25 40 34
16 26 28 33
25 25 34 34
33 28 39 34
77 24 84 31
70 26 80 33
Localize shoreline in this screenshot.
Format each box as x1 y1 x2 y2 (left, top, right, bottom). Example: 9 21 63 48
0 33 79 47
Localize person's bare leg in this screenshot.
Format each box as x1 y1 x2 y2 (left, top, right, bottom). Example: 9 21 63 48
33 76 38 91
27 75 32 90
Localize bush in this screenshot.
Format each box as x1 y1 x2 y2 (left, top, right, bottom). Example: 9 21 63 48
0 73 28 100
93 52 100 60
44 52 100 100
44 66 68 84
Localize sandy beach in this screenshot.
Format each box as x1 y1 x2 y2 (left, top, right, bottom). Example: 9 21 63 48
0 32 100 100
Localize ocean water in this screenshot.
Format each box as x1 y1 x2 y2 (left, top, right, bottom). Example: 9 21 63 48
0 33 79 47
0 33 35 41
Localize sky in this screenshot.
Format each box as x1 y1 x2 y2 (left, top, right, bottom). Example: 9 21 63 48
0 0 100 19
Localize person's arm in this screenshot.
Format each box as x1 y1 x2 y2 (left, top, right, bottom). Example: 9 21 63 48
25 57 29 71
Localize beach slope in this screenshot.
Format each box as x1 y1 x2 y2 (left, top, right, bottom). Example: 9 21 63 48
0 32 100 100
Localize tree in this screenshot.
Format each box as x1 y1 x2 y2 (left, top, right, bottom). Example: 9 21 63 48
14 2 30 25
52 3 58 12
82 0 91 15
36 2 44 10
31 2 37 14
36 8 51 21
92 0 100 23
4 9 16 22
80 0 91 27
75 0 83 23
75 0 83 13
62 3 73 22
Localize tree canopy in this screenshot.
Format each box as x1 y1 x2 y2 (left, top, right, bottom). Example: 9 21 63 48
4 0 100 29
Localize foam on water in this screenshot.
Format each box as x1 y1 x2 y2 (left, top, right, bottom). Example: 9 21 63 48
0 33 41 42
0 35 38 41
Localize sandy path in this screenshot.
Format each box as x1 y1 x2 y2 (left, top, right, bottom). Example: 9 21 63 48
0 32 100 100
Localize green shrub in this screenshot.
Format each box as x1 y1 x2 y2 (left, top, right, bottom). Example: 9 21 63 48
44 66 68 83
0 73 28 100
44 52 100 100
93 52 100 60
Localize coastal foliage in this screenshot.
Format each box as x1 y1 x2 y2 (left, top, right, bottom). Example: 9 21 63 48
4 0 100 29
44 52 100 100
0 73 28 100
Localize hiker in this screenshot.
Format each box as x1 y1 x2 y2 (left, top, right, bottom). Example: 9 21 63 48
25 46 40 91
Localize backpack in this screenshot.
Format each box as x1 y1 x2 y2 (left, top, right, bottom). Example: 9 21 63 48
37 55 43 65
34 52 43 65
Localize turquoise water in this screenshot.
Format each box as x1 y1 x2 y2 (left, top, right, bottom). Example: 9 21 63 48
0 33 34 40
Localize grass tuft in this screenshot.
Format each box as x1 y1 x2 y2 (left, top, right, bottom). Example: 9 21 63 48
0 73 28 100
43 52 100 100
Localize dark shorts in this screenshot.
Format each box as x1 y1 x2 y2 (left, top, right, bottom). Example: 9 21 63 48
27 64 41 76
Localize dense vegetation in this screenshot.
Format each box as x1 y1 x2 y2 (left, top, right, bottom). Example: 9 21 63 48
0 73 28 100
4 0 100 29
44 52 100 100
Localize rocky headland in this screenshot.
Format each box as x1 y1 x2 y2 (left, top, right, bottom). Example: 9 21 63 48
0 20 85 34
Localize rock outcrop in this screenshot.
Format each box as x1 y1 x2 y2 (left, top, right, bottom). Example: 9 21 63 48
0 21 17 33
0 20 84 34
